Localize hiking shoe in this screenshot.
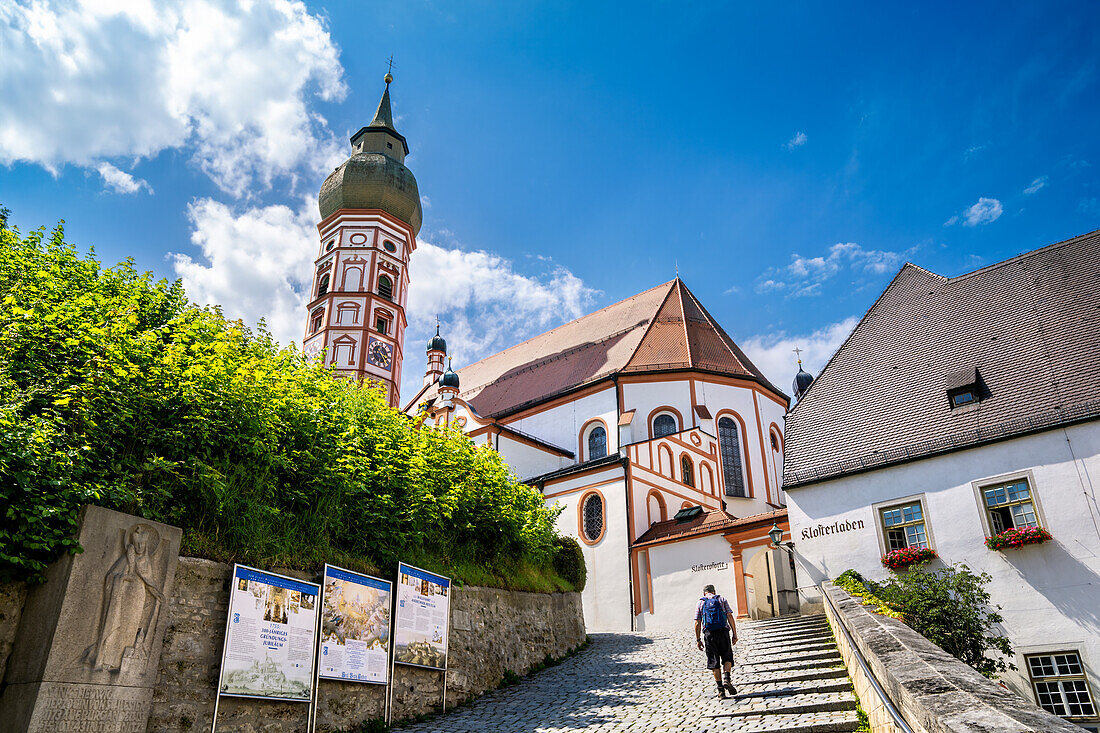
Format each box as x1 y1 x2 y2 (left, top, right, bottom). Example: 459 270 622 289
723 680 737 695
715 685 727 699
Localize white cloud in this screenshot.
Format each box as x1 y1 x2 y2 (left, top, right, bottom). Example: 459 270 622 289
169 203 600 401
0 0 346 197
170 198 317 345
401 238 600 396
755 242 907 297
1023 176 1047 195
740 316 859 394
962 197 1003 226
943 215 959 227
785 131 807 150
96 162 153 194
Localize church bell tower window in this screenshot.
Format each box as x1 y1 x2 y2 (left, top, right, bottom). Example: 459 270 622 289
378 274 393 300
317 273 330 297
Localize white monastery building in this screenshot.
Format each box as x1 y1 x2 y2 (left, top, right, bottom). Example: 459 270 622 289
783 230 1100 732
305 76 803 633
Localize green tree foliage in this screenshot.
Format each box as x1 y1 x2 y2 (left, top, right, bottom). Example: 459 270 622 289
0 210 567 587
836 564 1013 678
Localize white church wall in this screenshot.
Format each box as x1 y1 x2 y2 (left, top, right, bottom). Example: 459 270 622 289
695 380 782 510
637 534 739 632
504 386 617 461
495 434 569 479
785 422 1100 702
544 466 632 631
621 380 692 438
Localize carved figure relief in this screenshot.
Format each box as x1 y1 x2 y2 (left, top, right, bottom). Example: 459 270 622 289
81 524 167 673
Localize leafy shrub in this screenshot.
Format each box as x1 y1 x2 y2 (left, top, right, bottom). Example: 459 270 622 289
985 526 1052 550
834 569 902 619
837 563 1014 678
552 536 587 591
0 210 563 585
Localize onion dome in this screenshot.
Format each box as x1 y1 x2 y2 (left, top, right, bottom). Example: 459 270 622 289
427 324 447 353
318 74 423 234
793 359 814 399
440 358 460 390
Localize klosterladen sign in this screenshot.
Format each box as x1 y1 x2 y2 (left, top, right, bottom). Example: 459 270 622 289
801 519 865 540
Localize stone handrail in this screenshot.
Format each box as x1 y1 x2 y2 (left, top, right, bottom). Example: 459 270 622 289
821 582 1081 733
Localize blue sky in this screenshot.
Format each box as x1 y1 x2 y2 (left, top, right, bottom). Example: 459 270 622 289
2 1 1099 399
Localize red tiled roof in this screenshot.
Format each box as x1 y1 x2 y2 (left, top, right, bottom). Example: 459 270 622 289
417 279 784 419
633 508 787 547
784 228 1100 487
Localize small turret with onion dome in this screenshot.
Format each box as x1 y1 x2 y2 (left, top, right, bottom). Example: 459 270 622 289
792 347 814 400
424 320 447 386
438 357 460 405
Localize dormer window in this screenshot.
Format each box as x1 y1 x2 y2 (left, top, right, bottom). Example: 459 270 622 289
950 390 977 407
946 367 986 409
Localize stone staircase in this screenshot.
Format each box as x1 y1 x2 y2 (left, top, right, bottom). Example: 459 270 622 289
710 613 861 732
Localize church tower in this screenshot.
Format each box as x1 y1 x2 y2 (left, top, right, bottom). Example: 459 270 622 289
303 73 422 408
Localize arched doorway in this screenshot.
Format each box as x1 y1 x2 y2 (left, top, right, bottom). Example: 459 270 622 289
744 548 800 619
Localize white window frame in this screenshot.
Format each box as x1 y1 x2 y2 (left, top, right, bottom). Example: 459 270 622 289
1024 649 1099 726
970 469 1048 538
582 421 609 462
871 494 935 557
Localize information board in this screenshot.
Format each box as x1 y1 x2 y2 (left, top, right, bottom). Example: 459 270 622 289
217 565 320 701
318 565 392 684
392 563 451 670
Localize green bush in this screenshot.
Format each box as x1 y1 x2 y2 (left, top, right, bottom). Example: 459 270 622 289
835 563 1014 678
0 209 563 586
552 536 587 591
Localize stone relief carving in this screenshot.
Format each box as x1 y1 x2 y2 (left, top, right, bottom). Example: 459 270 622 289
80 523 167 674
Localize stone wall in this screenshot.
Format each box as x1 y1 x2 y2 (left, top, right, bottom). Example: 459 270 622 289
148 558 585 732
0 580 27 684
822 582 1081 733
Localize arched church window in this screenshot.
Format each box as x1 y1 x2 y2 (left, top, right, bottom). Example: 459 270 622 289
310 308 324 333
653 413 677 438
718 416 747 497
378 274 393 300
681 455 695 487
581 493 604 543
317 273 330 297
587 425 607 461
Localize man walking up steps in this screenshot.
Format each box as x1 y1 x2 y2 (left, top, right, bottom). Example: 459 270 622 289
694 584 738 699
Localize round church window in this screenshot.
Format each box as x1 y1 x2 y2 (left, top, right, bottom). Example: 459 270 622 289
581 493 604 543
383 240 397 253
349 233 368 245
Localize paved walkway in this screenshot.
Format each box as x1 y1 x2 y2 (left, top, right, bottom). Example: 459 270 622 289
400 616 858 733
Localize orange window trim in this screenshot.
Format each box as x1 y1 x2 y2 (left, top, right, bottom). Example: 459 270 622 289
646 489 668 525
648 405 685 437
577 488 608 546
715 409 755 499
579 417 611 462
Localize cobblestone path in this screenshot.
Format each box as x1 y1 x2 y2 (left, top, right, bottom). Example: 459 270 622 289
401 614 859 733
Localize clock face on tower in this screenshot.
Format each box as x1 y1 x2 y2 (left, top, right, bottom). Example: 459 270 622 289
366 337 393 370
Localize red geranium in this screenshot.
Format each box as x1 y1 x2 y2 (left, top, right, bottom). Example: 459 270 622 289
881 547 937 570
985 526 1052 551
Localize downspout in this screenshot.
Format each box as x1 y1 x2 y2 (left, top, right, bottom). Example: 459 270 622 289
615 374 636 631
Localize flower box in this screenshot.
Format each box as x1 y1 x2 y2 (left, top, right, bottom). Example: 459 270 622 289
881 547 937 570
985 526 1052 551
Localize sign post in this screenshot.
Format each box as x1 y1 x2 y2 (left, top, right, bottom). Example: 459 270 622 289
309 564 394 732
211 565 321 732
389 563 452 722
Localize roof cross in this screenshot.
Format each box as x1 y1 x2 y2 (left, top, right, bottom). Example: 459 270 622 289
793 346 803 365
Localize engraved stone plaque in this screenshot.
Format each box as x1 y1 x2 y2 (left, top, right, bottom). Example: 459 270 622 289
0 505 182 732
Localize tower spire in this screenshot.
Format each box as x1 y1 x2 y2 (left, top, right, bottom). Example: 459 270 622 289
370 79 396 130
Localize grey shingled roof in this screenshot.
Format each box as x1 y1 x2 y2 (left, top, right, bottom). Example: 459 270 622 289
784 228 1100 488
